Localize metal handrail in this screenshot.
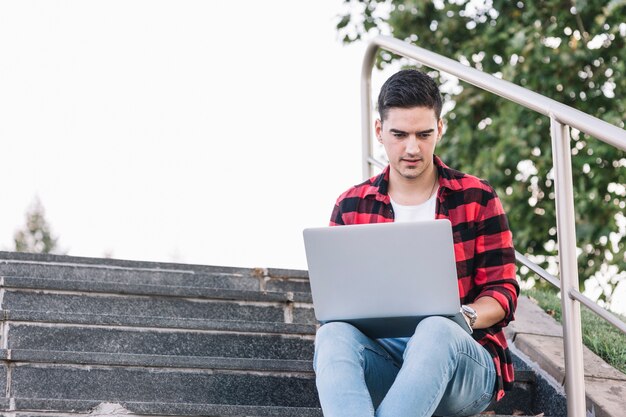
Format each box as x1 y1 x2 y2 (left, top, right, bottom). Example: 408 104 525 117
516 251 626 335
361 35 626 417
570 289 626 335
515 251 561 289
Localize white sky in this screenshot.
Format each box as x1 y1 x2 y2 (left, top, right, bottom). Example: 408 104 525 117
2 1 624 314
0 0 370 270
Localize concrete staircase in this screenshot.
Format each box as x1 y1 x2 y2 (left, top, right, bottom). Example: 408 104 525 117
0 252 564 417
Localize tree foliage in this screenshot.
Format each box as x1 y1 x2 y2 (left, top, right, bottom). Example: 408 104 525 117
337 0 626 302
14 197 62 254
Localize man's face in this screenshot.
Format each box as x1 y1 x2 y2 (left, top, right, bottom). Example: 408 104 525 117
376 106 443 182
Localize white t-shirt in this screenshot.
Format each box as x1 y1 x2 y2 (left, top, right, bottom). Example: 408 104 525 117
390 187 439 222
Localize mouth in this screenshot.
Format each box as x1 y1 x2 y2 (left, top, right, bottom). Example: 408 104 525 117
401 157 422 165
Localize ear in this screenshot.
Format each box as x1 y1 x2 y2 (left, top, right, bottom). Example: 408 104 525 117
375 119 383 143
436 118 444 141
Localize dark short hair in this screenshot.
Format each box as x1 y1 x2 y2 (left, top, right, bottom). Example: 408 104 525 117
377 69 443 121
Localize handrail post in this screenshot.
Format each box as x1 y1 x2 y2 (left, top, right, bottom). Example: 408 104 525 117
361 42 379 181
550 117 586 417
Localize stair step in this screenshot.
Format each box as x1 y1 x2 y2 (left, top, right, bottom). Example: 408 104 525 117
2 309 317 334
0 253 559 417
5 366 540 417
2 289 317 325
5 349 313 372
0 252 312 280
1 398 543 417
1 276 313 303
10 364 320 408
7 400 324 417
489 379 534 416
0 261 263 291
0 259 312 294
0 253 269 276
0 409 539 417
1 354 538 415
6 323 314 362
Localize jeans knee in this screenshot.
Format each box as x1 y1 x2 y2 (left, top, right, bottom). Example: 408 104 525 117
404 316 472 364
403 317 461 359
314 322 365 369
416 316 459 339
315 321 363 346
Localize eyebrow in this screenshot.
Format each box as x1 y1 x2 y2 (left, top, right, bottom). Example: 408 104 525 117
389 128 435 134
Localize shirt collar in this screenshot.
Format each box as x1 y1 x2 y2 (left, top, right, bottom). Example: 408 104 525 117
434 155 464 192
363 155 463 201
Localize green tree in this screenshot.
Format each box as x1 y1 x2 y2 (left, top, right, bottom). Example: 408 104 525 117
14 197 62 254
337 0 626 304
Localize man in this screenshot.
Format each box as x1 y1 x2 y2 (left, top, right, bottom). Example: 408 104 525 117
313 69 519 417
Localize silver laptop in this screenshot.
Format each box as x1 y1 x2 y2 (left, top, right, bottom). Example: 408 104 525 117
302 219 471 338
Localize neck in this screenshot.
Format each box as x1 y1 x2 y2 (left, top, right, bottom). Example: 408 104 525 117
388 166 438 206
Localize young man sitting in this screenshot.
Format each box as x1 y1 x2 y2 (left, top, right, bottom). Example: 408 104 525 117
313 69 519 417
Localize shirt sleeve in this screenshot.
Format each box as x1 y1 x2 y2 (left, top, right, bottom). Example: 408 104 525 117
473 186 519 328
329 199 344 226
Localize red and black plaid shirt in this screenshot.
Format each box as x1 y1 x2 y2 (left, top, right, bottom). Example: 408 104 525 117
330 155 519 401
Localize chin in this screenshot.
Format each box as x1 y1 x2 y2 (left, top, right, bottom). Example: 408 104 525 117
401 172 421 180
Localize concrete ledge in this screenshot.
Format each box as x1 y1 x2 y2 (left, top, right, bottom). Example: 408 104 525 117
585 377 626 417
507 295 626 417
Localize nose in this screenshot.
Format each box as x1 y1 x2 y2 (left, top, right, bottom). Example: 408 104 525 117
405 135 419 155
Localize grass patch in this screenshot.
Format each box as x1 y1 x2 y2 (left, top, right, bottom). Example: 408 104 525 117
523 287 626 375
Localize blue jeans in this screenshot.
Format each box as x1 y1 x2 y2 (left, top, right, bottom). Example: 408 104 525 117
313 316 496 417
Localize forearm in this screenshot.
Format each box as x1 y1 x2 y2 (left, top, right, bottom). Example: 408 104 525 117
467 296 506 329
